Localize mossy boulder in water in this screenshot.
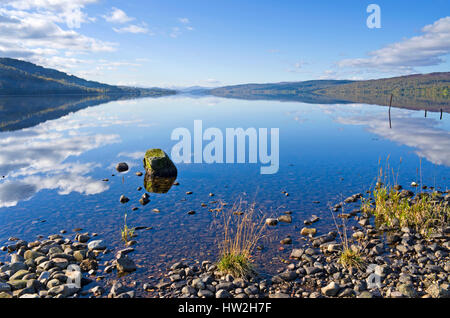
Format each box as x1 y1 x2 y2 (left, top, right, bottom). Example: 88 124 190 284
143 149 177 178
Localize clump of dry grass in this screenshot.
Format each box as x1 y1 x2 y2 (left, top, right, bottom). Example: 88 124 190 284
215 201 266 278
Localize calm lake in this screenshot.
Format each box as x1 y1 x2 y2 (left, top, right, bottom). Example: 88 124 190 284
0 95 449 289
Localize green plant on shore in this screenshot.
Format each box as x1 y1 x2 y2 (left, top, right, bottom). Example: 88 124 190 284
371 186 449 235
329 201 366 270
121 213 135 244
366 162 449 235
361 196 374 214
217 253 254 278
339 248 365 270
216 202 266 278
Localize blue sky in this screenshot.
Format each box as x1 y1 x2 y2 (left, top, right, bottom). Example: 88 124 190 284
0 0 449 87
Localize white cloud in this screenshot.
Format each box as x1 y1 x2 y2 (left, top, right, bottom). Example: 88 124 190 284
0 3 116 72
178 17 190 24
338 16 450 72
2 0 98 28
170 26 181 38
169 17 194 37
103 7 134 24
113 24 149 34
319 69 337 79
287 61 307 73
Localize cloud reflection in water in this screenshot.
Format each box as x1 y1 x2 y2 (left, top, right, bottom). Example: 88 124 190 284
329 106 450 167
0 109 133 208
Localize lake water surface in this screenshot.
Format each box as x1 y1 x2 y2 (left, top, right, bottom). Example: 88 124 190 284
0 95 449 290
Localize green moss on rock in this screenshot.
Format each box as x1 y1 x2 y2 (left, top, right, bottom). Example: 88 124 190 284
143 148 177 178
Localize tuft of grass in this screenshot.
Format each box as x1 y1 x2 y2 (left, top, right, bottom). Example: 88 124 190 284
215 201 266 278
217 253 254 278
370 186 449 235
329 199 366 270
364 163 449 235
121 213 135 244
339 248 365 270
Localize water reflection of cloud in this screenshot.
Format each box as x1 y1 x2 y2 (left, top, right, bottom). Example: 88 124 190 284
285 103 450 167
0 130 117 177
0 182 37 208
337 112 450 167
0 175 108 208
117 151 145 160
286 110 310 124
0 109 126 208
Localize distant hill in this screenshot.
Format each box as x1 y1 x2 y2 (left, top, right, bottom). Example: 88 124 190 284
0 58 176 97
209 73 450 112
209 80 355 104
315 73 450 111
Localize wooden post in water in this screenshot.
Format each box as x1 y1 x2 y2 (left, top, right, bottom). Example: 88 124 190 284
424 109 427 118
388 94 393 129
441 109 443 120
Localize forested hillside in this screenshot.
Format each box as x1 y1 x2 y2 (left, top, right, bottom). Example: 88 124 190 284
0 58 175 97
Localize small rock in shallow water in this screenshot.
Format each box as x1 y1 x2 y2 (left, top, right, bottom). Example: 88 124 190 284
300 227 317 236
265 218 278 226
88 240 106 251
116 162 129 173
119 195 130 204
280 237 292 245
139 193 150 205
115 255 136 273
304 215 320 225
278 215 292 223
